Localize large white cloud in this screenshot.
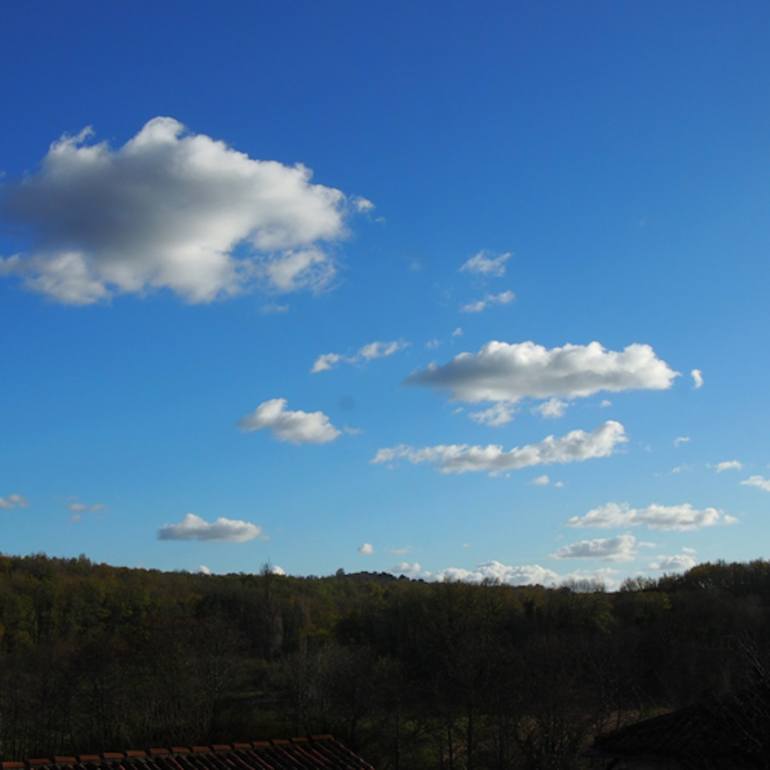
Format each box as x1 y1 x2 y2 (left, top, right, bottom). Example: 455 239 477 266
238 398 340 444
567 501 733 531
158 513 263 542
0 493 28 509
0 118 359 304
372 420 626 475
552 534 638 562
311 339 408 373
406 341 677 405
714 460 742 473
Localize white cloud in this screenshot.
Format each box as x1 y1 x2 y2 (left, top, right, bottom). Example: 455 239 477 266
391 561 422 577
674 436 690 447
535 398 568 419
406 341 678 409
351 196 375 213
260 303 289 315
67 500 105 513
358 542 374 555
553 534 638 562
0 493 28 509
0 118 359 304
469 402 516 426
649 549 697 572
532 474 550 486
158 513 263 542
714 460 742 473
459 250 512 277
311 340 408 373
372 420 627 475
198 565 213 575
238 398 340 444
567 501 731 531
600 399 612 408
425 338 441 350
268 564 286 575
461 290 515 313
452 327 464 337
435 560 560 586
691 369 704 389
741 475 770 492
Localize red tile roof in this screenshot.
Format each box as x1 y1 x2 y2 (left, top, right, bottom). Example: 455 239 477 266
1 737 374 770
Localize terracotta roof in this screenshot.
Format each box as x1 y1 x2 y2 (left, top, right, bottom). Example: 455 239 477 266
1 737 374 770
589 684 770 769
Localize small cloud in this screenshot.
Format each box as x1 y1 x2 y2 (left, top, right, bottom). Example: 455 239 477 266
552 534 637 562
534 398 568 419
238 398 341 444
714 460 742 473
268 564 286 575
469 402 516 427
425 338 441 350
260 303 289 315
343 425 363 436
461 290 515 313
691 369 704 389
554 480 565 488
0 493 28 509
599 399 612 408
198 565 213 575
67 499 105 513
459 250 512 278
532 474 550 486
649 550 697 572
390 546 411 556
451 327 463 337
158 513 264 543
741 475 770 493
391 561 422 577
352 196 375 213
408 259 422 272
673 436 690 447
568 501 732 531
311 340 408 373
358 542 374 556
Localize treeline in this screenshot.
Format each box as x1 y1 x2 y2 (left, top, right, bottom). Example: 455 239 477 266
2 554 770 769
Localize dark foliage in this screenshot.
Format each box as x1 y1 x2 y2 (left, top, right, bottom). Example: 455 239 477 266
2 554 770 769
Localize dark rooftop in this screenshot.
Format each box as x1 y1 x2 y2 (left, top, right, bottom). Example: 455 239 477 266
0 738 374 770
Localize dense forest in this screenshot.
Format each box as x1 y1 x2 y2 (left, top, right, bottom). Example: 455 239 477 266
2 554 770 769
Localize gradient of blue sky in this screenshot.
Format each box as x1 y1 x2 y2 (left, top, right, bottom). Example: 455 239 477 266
2 0 770 585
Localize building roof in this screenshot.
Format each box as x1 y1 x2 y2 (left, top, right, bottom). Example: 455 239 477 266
589 684 770 769
0 738 374 770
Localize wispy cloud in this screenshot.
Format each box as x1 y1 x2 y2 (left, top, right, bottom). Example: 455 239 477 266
461 290 515 313
373 420 627 475
459 250 512 277
312 339 408 373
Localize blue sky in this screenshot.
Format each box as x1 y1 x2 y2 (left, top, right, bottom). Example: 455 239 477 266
2 1 770 586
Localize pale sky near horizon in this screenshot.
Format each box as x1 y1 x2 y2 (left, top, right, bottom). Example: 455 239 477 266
2 1 770 588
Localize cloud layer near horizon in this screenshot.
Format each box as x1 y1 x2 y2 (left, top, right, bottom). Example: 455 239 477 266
0 117 355 303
